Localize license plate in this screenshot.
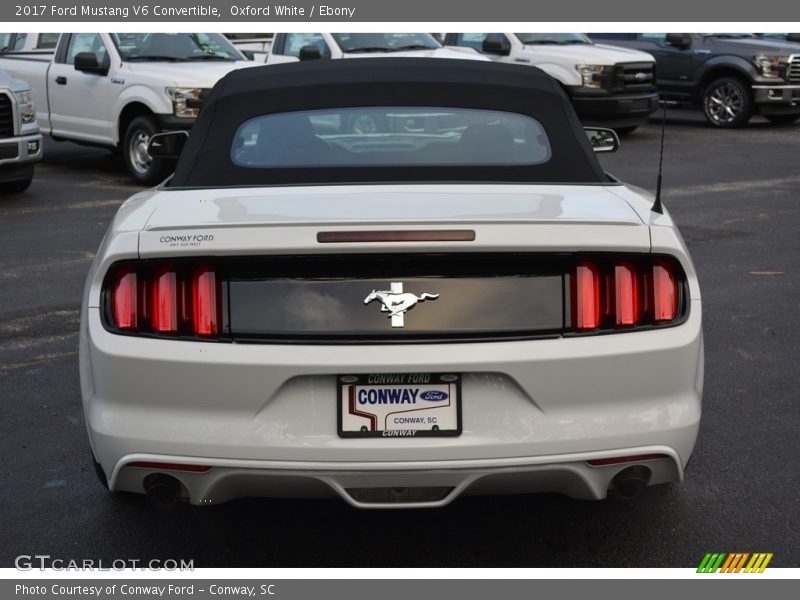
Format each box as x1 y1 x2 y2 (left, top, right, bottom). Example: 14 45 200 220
337 373 462 438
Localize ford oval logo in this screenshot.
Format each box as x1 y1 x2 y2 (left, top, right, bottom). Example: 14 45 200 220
420 390 448 401
635 72 648 82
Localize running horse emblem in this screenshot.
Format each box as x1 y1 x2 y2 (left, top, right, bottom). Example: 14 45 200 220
363 282 439 328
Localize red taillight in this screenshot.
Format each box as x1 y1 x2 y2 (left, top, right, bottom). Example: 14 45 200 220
570 256 683 333
614 262 640 327
151 270 178 333
572 262 600 331
192 268 219 336
107 264 221 338
112 270 137 330
653 262 678 322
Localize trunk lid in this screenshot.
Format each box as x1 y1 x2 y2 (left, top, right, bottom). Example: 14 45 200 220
138 184 649 256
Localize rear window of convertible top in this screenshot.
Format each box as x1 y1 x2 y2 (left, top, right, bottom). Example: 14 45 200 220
231 107 552 169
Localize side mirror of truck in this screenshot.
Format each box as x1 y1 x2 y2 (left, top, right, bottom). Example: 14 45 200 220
298 45 323 61
584 127 620 153
787 33 800 43
74 52 109 76
665 33 692 49
482 35 511 56
148 131 189 160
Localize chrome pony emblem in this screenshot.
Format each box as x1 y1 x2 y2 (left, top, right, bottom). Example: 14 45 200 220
364 283 439 328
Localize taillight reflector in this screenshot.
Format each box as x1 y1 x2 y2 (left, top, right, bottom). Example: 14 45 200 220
615 263 640 327
128 461 211 473
151 270 178 333
112 270 137 330
587 453 669 466
572 262 600 331
653 262 678 322
192 268 219 336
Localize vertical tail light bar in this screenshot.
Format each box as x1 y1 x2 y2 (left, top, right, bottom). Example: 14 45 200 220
614 262 640 327
571 262 600 331
179 277 192 327
652 262 678 322
112 270 138 330
150 270 178 333
192 268 219 336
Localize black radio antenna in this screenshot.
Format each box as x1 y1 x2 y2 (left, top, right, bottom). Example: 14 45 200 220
652 99 667 214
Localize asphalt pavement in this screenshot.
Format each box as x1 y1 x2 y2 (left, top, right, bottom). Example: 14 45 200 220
1 111 798 568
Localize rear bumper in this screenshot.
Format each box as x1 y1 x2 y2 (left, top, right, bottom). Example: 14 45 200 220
81 302 703 507
113 447 684 508
570 92 659 127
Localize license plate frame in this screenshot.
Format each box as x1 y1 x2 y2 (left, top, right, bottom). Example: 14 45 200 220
337 373 462 438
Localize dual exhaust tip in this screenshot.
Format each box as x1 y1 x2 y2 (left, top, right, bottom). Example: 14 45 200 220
610 466 651 500
143 473 184 509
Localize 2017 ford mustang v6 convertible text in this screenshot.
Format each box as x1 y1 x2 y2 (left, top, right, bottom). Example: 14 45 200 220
79 59 703 509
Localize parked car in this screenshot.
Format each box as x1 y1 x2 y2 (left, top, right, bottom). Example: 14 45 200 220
1 32 60 54
265 33 487 134
224 33 272 61
0 33 254 184
443 33 659 133
589 33 800 127
80 59 703 509
755 33 800 43
265 32 486 64
0 70 42 193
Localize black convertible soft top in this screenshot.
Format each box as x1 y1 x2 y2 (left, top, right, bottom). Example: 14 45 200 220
168 58 609 188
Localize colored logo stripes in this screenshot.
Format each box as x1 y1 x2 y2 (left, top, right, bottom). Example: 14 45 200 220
697 553 773 573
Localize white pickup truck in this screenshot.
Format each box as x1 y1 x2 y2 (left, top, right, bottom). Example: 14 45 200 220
224 33 273 62
0 69 42 192
443 33 660 133
0 33 253 184
265 32 485 64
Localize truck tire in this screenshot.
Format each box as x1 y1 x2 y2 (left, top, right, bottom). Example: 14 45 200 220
764 114 800 125
122 115 173 186
2 174 34 194
702 77 753 128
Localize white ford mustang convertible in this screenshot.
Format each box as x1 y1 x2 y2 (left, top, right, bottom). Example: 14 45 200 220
79 59 703 508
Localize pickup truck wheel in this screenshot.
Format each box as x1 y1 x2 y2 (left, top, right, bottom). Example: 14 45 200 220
2 175 33 194
702 77 752 128
764 114 800 125
123 116 172 185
